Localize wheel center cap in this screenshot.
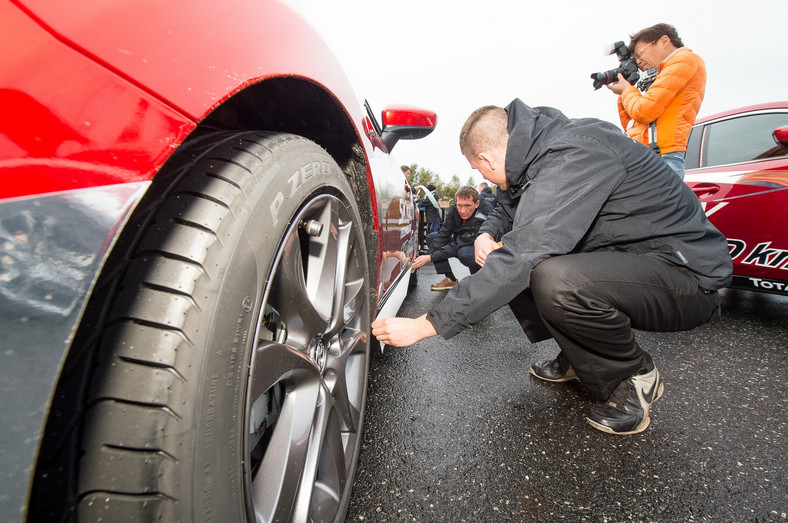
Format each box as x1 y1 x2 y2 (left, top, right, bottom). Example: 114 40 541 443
310 338 327 371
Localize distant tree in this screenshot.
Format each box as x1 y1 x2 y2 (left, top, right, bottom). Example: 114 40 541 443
409 164 441 196
437 174 461 202
406 164 486 206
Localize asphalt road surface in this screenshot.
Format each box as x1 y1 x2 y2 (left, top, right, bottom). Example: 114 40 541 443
346 263 788 522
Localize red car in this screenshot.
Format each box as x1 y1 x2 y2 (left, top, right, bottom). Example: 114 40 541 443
684 102 788 296
0 1 436 521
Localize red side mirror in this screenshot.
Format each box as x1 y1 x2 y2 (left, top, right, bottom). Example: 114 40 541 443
773 125 788 148
380 105 437 152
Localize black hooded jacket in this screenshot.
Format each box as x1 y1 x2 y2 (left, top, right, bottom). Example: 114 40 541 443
426 99 732 339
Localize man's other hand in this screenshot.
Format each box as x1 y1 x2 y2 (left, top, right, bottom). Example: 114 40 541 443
411 254 431 271
474 233 498 267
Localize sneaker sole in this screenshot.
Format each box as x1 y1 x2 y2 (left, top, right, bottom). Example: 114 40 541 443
585 415 651 435
529 366 578 383
585 380 665 435
430 286 456 291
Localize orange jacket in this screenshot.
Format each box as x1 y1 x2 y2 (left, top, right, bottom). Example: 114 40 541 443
617 47 706 154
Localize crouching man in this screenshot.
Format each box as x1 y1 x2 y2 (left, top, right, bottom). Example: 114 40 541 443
373 100 732 435
412 185 492 291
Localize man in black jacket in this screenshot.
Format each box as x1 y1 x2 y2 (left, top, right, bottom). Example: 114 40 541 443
373 99 732 435
412 185 492 291
478 182 497 208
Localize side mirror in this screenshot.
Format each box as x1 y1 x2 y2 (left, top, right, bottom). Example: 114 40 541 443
381 105 437 152
773 125 788 148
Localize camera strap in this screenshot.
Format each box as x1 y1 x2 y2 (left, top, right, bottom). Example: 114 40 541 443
648 121 661 154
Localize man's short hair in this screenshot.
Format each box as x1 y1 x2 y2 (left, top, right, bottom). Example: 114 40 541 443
456 185 480 203
459 105 509 160
401 165 410 173
629 23 684 53
478 182 489 190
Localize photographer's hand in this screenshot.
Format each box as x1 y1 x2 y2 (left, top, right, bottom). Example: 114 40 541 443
606 73 632 95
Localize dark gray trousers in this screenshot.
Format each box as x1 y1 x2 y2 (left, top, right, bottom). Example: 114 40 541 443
509 252 722 399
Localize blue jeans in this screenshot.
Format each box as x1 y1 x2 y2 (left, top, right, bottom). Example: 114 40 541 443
426 232 481 276
661 151 685 180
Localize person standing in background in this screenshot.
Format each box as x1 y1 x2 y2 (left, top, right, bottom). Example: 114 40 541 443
607 23 705 179
417 184 443 235
478 182 497 208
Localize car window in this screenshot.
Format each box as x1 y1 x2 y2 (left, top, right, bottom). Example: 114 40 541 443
685 125 702 169
703 113 788 168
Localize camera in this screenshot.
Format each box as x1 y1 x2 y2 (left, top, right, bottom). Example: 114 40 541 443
590 41 641 90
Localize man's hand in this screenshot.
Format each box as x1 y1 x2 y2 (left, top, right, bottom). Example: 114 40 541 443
411 254 431 271
606 73 632 95
474 233 498 267
371 314 437 347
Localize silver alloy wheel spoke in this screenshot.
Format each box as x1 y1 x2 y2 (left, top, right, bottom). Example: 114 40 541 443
291 384 345 521
269 230 328 350
304 198 340 322
250 355 321 522
325 328 366 433
325 216 352 338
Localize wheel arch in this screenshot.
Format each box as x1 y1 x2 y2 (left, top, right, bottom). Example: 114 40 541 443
185 76 381 310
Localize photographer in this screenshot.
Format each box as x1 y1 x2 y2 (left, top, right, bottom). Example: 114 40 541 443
607 23 705 179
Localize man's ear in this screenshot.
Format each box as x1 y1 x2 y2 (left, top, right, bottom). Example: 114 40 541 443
478 151 497 171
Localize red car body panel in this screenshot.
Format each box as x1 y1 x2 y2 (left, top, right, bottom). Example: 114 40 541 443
14 0 349 121
3 0 363 200
1 1 193 199
685 102 788 295
0 1 435 518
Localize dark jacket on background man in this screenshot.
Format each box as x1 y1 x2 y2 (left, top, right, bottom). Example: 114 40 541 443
417 188 442 226
479 186 497 208
427 99 732 339
428 198 493 264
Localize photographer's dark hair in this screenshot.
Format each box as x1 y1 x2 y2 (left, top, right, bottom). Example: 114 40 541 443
629 23 684 53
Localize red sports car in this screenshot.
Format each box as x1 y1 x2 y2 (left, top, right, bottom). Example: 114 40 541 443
684 102 788 296
0 1 436 521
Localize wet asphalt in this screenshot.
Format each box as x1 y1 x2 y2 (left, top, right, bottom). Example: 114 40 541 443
346 263 788 522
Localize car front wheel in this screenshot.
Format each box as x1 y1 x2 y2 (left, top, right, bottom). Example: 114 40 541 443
74 132 370 522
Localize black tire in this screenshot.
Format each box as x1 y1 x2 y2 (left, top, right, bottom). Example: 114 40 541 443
76 132 370 522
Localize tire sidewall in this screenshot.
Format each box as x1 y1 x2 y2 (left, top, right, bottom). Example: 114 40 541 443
189 135 369 521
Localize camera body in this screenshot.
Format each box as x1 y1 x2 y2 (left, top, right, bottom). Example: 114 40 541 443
590 41 641 90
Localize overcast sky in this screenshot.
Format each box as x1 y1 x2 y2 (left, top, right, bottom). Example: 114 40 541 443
287 0 787 185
